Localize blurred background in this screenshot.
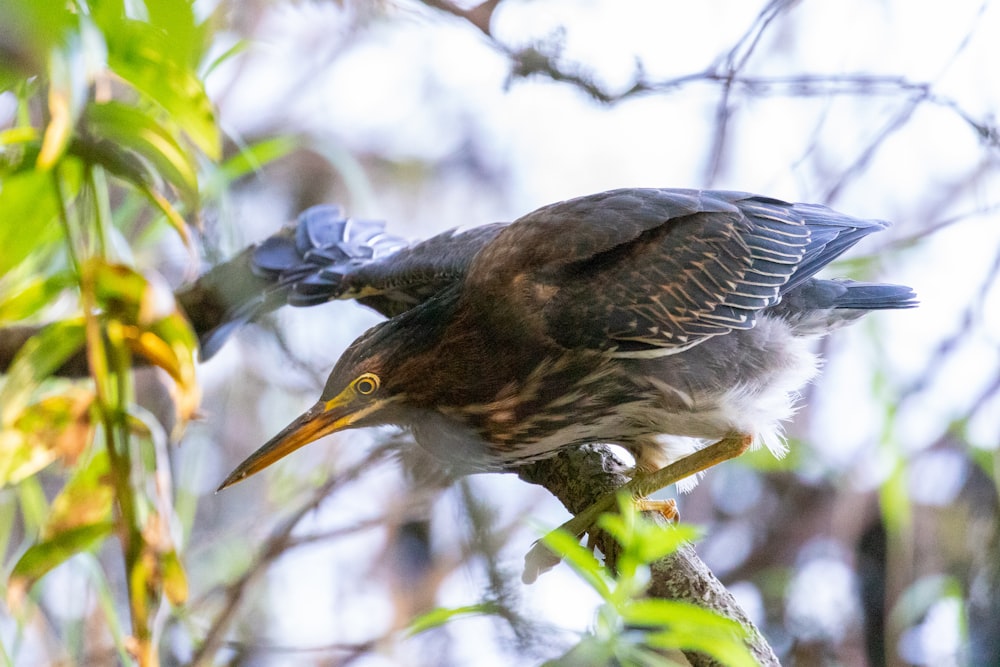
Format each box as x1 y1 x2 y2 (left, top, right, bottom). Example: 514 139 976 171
3 0 1000 665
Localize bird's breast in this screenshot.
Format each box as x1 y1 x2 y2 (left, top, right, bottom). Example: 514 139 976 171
405 315 820 471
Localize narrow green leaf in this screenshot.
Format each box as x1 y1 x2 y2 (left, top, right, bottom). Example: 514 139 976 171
625 599 756 667
407 602 500 636
0 271 75 323
106 19 219 159
201 38 251 79
84 101 199 209
16 475 50 533
38 21 102 169
143 312 200 424
89 259 152 323
86 260 200 426
599 512 699 565
219 135 300 183
540 527 613 602
160 549 189 605
141 182 192 247
7 522 114 608
0 126 39 147
0 169 65 276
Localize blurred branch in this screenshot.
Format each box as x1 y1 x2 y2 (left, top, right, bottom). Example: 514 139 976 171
417 0 999 169
0 243 275 375
189 442 397 666
418 0 500 36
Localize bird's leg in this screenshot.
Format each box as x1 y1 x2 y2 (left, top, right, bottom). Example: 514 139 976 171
634 497 678 523
523 434 751 582
628 434 753 499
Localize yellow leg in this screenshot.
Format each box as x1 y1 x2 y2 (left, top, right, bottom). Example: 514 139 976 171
635 497 679 523
523 434 752 583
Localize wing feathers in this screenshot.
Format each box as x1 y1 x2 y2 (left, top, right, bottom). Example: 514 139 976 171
465 189 889 354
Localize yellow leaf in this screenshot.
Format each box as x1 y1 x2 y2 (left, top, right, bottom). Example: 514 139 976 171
37 86 72 169
43 448 112 539
160 550 188 605
0 387 96 486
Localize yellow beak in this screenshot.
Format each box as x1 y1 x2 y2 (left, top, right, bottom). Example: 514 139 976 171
218 396 357 490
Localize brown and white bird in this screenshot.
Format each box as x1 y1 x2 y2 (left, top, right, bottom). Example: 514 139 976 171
217 188 915 525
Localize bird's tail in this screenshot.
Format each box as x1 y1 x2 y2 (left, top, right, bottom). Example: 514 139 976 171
827 279 918 310
775 278 917 334
193 206 409 359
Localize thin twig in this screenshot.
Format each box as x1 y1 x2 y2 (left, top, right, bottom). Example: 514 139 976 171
189 442 397 666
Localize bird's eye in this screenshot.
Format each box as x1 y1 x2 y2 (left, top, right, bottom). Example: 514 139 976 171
353 373 380 396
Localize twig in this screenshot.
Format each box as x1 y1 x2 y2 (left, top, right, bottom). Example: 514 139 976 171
189 442 396 666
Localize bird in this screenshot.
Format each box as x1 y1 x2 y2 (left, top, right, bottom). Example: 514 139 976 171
217 188 916 539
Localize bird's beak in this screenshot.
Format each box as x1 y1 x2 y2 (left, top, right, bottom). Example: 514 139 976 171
217 393 362 491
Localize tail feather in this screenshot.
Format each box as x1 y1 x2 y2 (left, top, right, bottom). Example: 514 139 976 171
772 278 917 334
829 280 919 310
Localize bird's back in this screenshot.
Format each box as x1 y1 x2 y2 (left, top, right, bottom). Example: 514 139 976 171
465 188 915 356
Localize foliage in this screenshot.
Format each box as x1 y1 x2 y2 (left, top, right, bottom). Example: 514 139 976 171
542 499 757 667
410 499 757 666
0 1 215 664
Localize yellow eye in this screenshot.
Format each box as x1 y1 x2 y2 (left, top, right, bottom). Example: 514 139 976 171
353 373 380 396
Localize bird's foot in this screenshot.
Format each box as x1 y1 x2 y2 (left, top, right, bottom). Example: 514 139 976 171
635 497 679 523
522 434 751 583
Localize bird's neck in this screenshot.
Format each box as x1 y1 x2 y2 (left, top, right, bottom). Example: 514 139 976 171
390 291 554 408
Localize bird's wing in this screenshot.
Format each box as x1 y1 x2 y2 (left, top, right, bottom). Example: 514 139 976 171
198 206 505 358
252 205 505 318
467 188 889 355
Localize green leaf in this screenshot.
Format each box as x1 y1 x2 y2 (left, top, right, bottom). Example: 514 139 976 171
220 135 300 183
160 549 189 605
38 18 106 170
84 101 200 210
0 168 67 276
144 0 206 68
16 475 50 533
105 19 219 159
598 512 700 565
540 527 613 602
624 599 756 667
407 602 500 636
142 312 200 424
7 522 114 609
0 271 75 323
89 259 156 323
201 38 251 79
0 319 86 425
86 260 200 427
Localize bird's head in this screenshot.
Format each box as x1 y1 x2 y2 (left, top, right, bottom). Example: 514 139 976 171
218 292 458 490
